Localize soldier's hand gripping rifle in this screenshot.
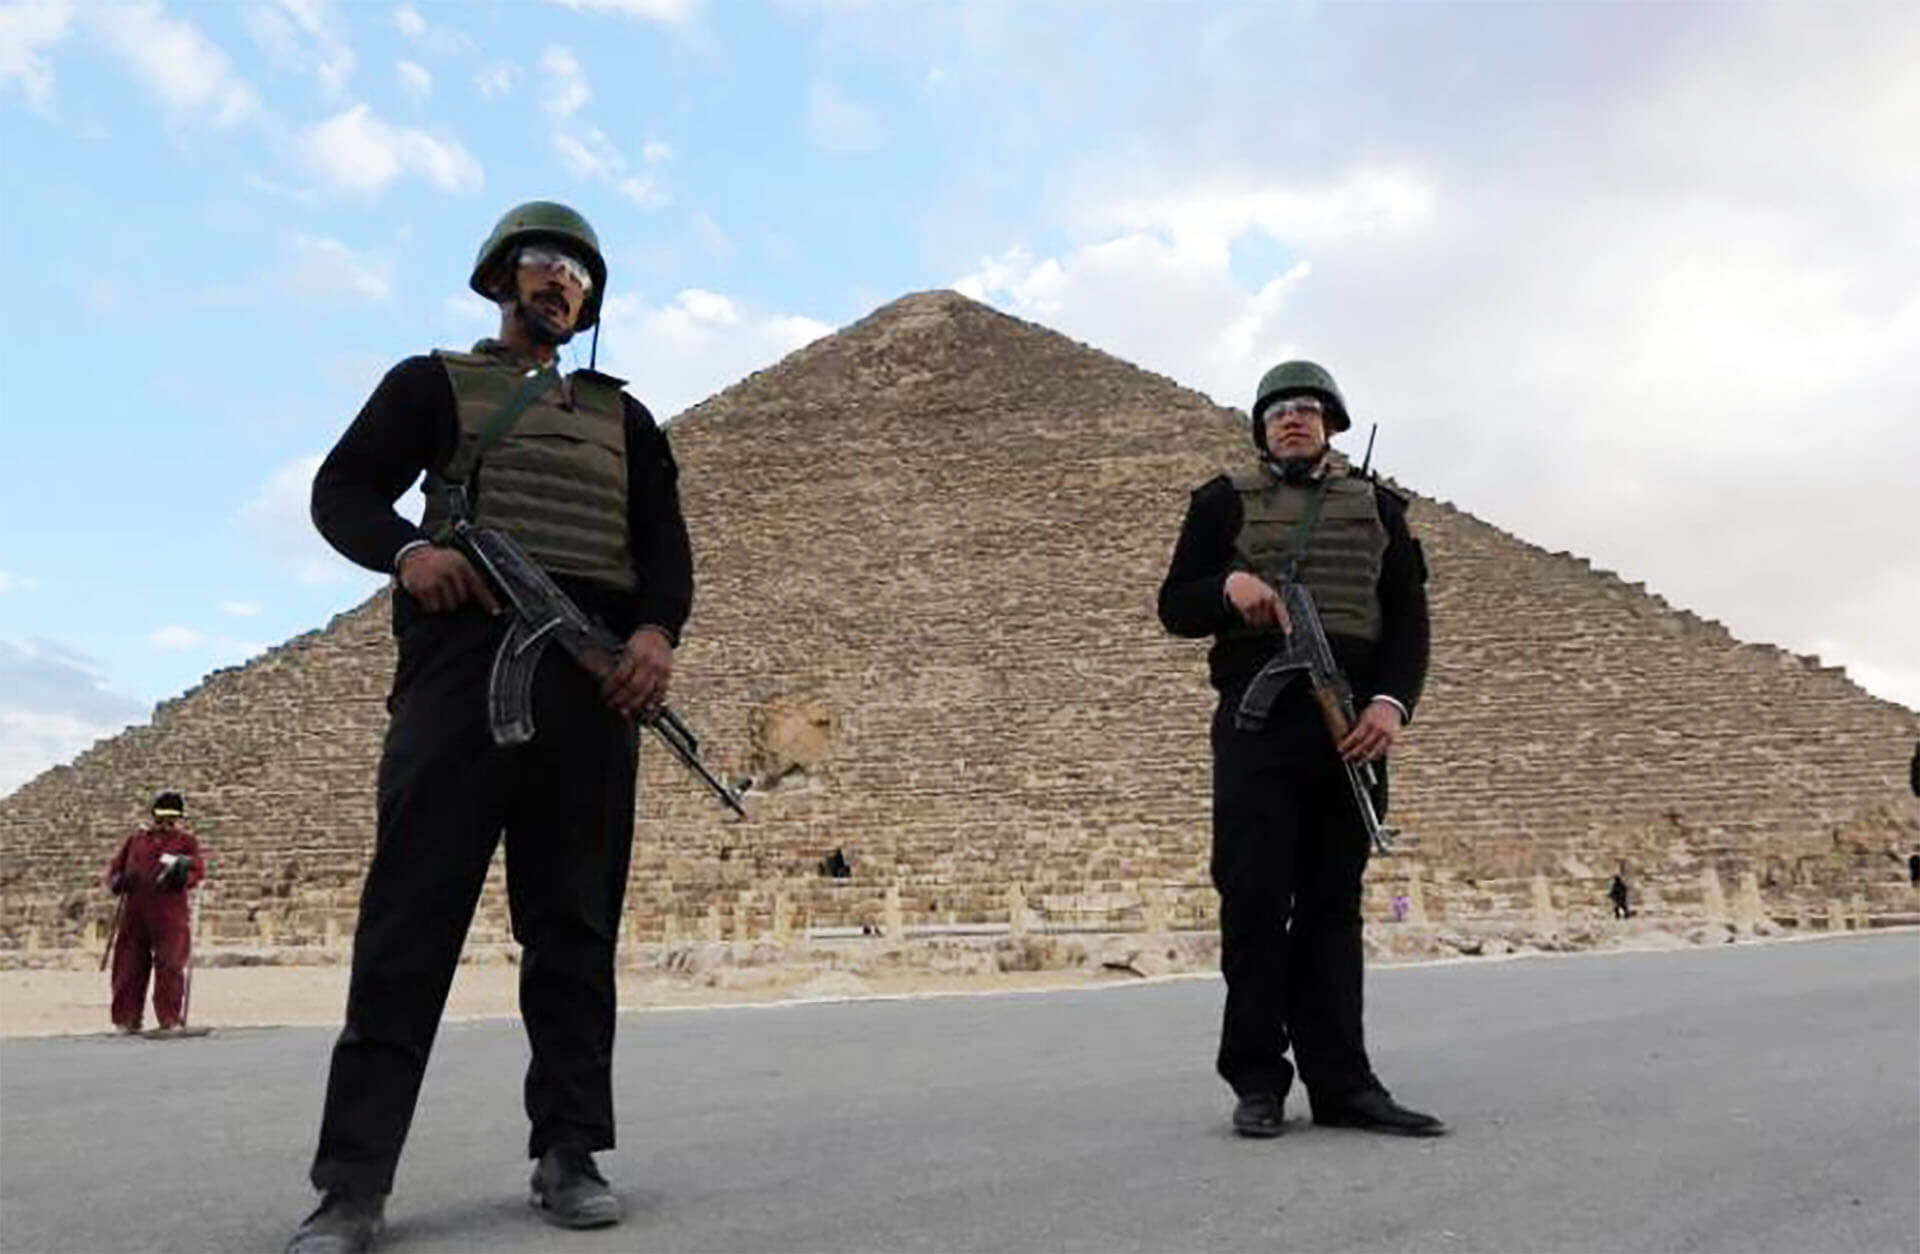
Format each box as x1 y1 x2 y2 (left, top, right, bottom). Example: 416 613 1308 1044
447 518 747 818
1234 580 1397 854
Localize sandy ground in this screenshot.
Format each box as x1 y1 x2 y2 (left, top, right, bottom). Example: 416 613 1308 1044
0 962 1146 1039
13 920 1899 1040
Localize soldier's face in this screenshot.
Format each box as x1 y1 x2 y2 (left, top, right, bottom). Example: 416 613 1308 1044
514 247 589 331
1263 398 1329 460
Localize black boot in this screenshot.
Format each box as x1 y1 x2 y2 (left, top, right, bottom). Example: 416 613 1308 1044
530 1146 623 1229
286 1190 385 1254
1230 1091 1285 1138
1311 1086 1447 1137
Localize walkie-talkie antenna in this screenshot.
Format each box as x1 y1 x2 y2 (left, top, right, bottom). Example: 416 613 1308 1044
1360 422 1379 475
589 321 601 371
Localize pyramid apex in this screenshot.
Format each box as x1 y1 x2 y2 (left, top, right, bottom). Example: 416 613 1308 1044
853 288 995 335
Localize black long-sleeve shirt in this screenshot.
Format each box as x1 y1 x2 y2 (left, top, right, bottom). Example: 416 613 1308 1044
311 355 693 643
1157 474 1429 718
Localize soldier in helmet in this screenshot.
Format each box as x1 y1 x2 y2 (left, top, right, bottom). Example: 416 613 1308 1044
101 790 205 1035
1157 361 1443 1140
293 202 693 1252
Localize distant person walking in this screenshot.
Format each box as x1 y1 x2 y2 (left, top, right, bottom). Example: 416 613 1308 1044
102 790 205 1035
1609 873 1632 920
1157 359 1443 1140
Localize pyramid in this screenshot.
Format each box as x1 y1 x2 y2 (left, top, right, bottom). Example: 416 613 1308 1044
4 291 1915 954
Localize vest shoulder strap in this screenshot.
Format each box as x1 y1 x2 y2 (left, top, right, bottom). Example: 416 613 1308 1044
1227 465 1273 494
1368 473 1411 509
567 367 629 418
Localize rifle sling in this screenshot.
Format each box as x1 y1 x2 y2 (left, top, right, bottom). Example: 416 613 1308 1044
425 365 562 522
1278 475 1333 581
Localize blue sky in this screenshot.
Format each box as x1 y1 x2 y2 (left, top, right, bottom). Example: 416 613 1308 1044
3 0 1916 795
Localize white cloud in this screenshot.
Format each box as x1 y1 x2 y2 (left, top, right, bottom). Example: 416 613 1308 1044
149 624 204 650
392 3 424 39
536 46 669 206
691 211 734 262
244 173 322 204
1078 169 1437 270
0 0 71 113
444 289 494 326
540 45 587 119
0 570 41 593
287 234 391 300
806 77 884 151
955 230 1318 405
617 176 668 209
91 1 259 127
474 60 518 98
553 123 669 210
547 0 700 24
596 289 830 419
553 127 614 178
221 601 263 618
396 58 430 99
391 1 471 55
641 139 672 163
194 233 392 306
241 453 414 587
243 0 356 98
301 102 482 194
945 6 1920 716
0 638 151 797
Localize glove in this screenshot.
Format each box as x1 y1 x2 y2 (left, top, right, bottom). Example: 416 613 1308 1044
109 871 130 895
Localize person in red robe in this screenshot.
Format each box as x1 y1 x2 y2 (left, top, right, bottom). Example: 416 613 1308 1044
103 790 206 1034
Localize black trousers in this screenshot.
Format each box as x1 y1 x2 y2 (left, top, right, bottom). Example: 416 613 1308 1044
1210 696 1378 1105
310 614 639 1196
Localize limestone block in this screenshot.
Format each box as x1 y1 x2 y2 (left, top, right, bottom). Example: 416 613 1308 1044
1144 885 1169 937
1529 874 1555 928
1699 868 1729 923
1733 872 1766 927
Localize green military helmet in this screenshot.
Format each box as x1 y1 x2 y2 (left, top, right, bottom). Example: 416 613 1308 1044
469 200 609 330
1253 360 1351 434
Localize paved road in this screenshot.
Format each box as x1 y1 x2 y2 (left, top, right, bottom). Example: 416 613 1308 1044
3 933 1916 1253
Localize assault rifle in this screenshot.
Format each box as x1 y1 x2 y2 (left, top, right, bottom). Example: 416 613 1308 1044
1234 580 1397 854
447 518 748 818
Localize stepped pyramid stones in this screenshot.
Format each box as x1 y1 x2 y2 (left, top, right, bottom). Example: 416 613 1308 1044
3 290 1916 956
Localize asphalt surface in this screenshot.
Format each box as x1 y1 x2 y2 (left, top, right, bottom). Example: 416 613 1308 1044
2 932 1916 1254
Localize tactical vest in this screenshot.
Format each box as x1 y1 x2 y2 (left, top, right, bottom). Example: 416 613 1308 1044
422 343 636 592
1228 464 1388 642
